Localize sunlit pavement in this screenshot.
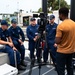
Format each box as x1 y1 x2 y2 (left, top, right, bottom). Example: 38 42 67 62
18 41 75 75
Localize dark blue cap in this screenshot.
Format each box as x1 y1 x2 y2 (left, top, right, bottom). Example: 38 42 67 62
50 15 55 20
11 19 17 24
1 20 9 26
30 18 36 21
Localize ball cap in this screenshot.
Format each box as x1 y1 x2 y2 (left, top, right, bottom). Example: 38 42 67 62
50 15 55 20
11 19 17 24
1 20 9 26
30 18 36 21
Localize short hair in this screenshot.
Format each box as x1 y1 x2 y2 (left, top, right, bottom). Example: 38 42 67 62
59 7 69 17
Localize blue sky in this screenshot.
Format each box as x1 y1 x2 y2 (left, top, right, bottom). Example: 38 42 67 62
0 0 70 14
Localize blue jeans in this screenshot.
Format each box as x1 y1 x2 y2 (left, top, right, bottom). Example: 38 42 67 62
13 40 25 61
56 52 74 75
0 45 20 66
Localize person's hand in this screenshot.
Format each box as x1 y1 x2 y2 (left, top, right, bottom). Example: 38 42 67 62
13 47 17 51
36 35 40 39
33 38 37 42
33 36 38 42
18 39 23 45
54 43 57 47
7 42 13 47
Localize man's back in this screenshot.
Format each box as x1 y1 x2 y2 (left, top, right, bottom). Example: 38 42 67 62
56 19 75 53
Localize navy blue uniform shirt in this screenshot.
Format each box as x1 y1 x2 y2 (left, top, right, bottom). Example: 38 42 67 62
26 24 39 41
9 26 25 42
0 28 10 41
46 23 58 44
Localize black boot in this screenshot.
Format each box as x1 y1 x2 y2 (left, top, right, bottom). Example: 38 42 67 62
21 60 27 67
37 58 42 63
10 64 15 67
17 64 26 70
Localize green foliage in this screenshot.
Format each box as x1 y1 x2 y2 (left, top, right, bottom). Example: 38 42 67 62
37 8 42 13
37 0 70 13
47 0 55 9
47 0 70 10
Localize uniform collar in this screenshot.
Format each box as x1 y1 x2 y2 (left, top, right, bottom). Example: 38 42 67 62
11 26 17 29
50 22 55 25
31 24 36 27
1 28 6 32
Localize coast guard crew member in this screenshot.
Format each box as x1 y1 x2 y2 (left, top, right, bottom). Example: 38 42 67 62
43 15 58 66
9 19 26 67
0 20 25 70
26 18 41 62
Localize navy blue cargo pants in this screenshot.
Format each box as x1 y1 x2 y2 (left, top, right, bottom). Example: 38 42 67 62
0 45 20 66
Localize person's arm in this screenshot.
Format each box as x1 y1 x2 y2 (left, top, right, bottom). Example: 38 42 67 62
0 29 13 47
8 37 13 43
55 37 61 44
7 31 17 50
0 39 9 45
19 27 25 42
7 30 13 43
54 23 58 46
9 37 17 50
26 27 34 40
55 25 63 44
0 39 13 47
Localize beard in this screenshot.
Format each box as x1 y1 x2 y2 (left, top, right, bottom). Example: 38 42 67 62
59 17 63 21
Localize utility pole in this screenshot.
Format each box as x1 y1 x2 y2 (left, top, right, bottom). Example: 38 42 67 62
42 0 47 17
58 0 60 24
70 0 75 21
42 0 47 13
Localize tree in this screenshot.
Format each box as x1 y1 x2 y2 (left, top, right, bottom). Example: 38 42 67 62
47 0 70 10
14 12 18 16
37 8 42 13
37 0 70 13
47 0 55 9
